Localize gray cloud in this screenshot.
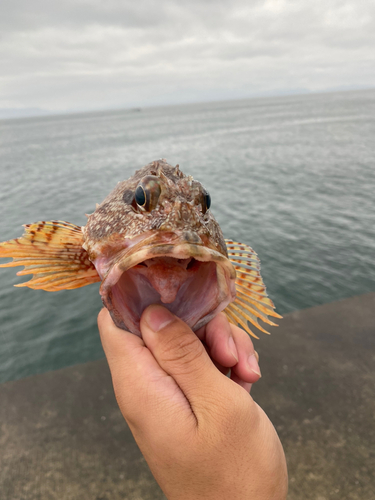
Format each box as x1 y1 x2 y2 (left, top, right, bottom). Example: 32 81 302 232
0 0 374 113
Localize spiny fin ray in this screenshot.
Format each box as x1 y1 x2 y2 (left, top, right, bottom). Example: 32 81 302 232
0 221 100 291
225 305 260 339
223 239 282 337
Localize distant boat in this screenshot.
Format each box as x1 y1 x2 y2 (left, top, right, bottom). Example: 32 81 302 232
129 108 142 112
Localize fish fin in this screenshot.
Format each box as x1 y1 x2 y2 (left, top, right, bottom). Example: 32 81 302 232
223 239 282 337
0 220 100 291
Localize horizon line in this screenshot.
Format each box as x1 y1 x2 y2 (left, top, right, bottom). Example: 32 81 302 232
1 85 374 122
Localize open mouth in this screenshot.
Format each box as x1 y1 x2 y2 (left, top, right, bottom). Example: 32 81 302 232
98 237 237 336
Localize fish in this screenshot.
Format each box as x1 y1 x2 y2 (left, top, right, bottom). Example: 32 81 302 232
0 159 281 338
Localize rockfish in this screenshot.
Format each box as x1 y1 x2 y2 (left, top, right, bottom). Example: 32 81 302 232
0 159 280 337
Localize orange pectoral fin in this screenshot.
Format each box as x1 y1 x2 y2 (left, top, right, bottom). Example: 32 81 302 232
223 239 282 338
0 220 100 291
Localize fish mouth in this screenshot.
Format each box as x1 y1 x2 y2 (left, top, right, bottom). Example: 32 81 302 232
97 231 236 336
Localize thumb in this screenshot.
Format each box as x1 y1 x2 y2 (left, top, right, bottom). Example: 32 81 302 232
140 305 227 412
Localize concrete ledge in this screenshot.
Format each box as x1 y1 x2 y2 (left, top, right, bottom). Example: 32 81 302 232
1 293 374 500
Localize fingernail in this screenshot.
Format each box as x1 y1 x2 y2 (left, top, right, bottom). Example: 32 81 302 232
145 305 175 332
228 336 239 363
248 353 261 377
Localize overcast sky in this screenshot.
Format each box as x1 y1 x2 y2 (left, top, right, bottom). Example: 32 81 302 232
0 0 374 115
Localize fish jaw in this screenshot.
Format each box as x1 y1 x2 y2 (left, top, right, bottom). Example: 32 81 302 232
92 231 237 336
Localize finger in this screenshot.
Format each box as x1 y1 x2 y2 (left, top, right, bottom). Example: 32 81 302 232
230 372 253 393
98 308 194 431
197 314 260 386
201 312 239 368
230 323 261 384
98 307 145 363
140 305 228 414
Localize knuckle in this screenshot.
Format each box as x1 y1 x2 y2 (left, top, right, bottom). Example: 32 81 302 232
160 328 205 369
219 387 251 427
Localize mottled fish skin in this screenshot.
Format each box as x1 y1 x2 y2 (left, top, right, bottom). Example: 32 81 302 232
82 159 227 261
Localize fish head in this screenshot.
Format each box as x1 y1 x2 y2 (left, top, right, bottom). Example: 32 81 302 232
83 159 237 336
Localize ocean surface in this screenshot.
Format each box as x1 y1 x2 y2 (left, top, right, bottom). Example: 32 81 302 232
0 89 374 383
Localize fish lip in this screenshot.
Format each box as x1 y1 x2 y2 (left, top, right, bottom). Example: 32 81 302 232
102 242 232 288
97 231 237 336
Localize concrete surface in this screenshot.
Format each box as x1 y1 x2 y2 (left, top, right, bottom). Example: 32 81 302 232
0 293 374 500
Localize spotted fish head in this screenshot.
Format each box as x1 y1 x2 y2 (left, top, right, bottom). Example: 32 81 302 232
82 159 237 335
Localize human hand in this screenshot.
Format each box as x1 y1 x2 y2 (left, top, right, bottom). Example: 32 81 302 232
98 305 288 500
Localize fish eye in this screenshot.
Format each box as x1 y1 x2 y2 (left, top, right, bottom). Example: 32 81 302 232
135 175 161 211
200 188 211 214
135 186 146 207
204 191 211 211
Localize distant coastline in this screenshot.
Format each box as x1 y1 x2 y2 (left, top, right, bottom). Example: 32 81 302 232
0 107 53 120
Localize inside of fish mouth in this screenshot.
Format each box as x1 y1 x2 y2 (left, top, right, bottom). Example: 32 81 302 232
106 255 223 335
136 256 197 270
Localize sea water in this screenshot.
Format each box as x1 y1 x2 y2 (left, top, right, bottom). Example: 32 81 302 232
0 89 374 382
